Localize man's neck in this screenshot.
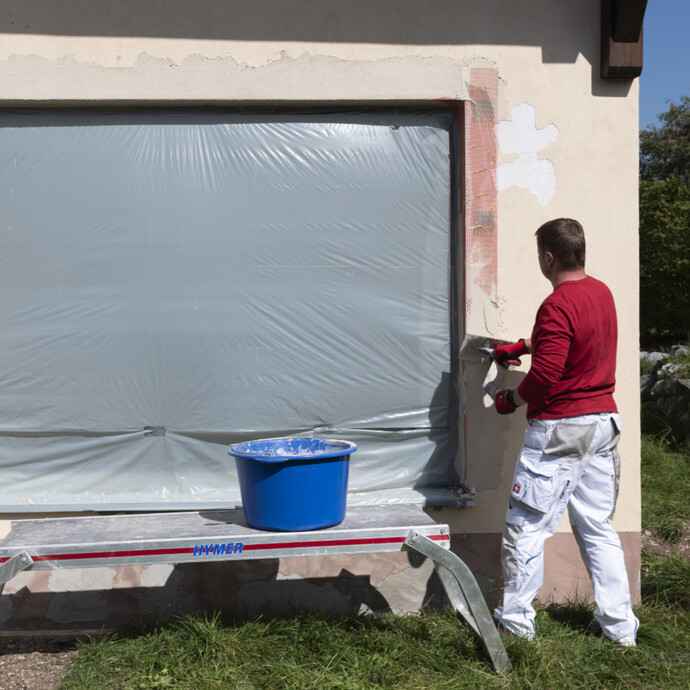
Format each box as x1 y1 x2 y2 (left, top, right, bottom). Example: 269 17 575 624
551 267 587 288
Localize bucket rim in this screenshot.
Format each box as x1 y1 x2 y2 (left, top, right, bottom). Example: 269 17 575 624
228 436 357 462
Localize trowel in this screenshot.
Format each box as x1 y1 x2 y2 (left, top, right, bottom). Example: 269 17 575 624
459 333 514 401
458 333 513 365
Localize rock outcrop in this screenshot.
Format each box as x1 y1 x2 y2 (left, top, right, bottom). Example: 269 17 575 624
641 346 690 443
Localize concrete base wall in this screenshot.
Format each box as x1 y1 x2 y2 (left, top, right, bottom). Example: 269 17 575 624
449 531 641 608
0 531 640 632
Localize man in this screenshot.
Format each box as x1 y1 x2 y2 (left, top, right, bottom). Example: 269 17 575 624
490 218 638 647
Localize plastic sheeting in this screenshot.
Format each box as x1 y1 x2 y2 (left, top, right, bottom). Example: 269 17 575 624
0 109 456 511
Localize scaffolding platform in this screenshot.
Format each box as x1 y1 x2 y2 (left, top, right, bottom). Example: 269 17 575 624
0 504 509 672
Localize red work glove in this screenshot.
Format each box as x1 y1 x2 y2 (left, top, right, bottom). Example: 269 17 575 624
495 389 517 415
493 339 528 368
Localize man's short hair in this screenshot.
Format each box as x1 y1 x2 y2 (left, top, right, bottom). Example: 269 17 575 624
535 218 585 270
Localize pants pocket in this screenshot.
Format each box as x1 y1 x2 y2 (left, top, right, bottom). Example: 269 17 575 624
544 422 597 457
510 448 570 514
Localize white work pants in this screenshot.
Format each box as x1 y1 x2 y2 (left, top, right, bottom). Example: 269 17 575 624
493 413 638 645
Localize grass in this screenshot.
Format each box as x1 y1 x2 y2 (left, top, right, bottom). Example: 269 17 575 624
61 434 690 689
61 606 690 689
642 552 690 609
641 434 690 542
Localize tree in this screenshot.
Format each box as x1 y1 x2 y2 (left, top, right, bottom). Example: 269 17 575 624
639 96 690 343
639 176 690 341
640 95 690 182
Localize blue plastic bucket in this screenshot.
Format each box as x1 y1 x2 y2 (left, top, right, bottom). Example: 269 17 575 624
228 437 357 531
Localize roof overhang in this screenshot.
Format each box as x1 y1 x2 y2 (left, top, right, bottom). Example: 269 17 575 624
601 0 647 79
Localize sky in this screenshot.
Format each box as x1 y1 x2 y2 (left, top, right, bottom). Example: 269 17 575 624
638 0 690 130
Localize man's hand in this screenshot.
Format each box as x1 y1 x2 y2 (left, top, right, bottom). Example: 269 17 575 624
493 339 528 367
495 389 517 414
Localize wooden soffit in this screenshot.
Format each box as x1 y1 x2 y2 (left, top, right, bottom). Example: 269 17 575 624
601 0 647 79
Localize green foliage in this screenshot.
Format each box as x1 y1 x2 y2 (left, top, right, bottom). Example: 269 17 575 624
639 357 657 376
640 350 690 378
640 94 690 182
639 95 690 341
639 175 690 340
667 350 690 377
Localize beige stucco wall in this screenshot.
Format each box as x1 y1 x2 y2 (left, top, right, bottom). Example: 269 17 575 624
0 0 641 625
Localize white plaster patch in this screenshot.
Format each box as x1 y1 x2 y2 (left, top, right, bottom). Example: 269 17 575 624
497 103 558 205
138 563 174 587
47 566 116 591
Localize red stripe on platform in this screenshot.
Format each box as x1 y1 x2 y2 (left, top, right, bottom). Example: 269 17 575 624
1 533 448 563
32 547 194 562
243 534 447 552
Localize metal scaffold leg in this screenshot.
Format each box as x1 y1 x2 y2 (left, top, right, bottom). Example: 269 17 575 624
404 531 511 673
0 550 33 597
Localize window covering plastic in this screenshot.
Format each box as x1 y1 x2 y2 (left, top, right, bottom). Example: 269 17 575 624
0 109 454 511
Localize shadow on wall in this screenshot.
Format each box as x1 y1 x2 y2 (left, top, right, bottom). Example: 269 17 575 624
5 0 595 65
412 371 457 495
461 363 528 493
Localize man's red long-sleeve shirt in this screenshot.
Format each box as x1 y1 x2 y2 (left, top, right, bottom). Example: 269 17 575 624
517 275 618 420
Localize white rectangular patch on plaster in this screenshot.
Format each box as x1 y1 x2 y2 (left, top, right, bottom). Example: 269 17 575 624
497 103 558 205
